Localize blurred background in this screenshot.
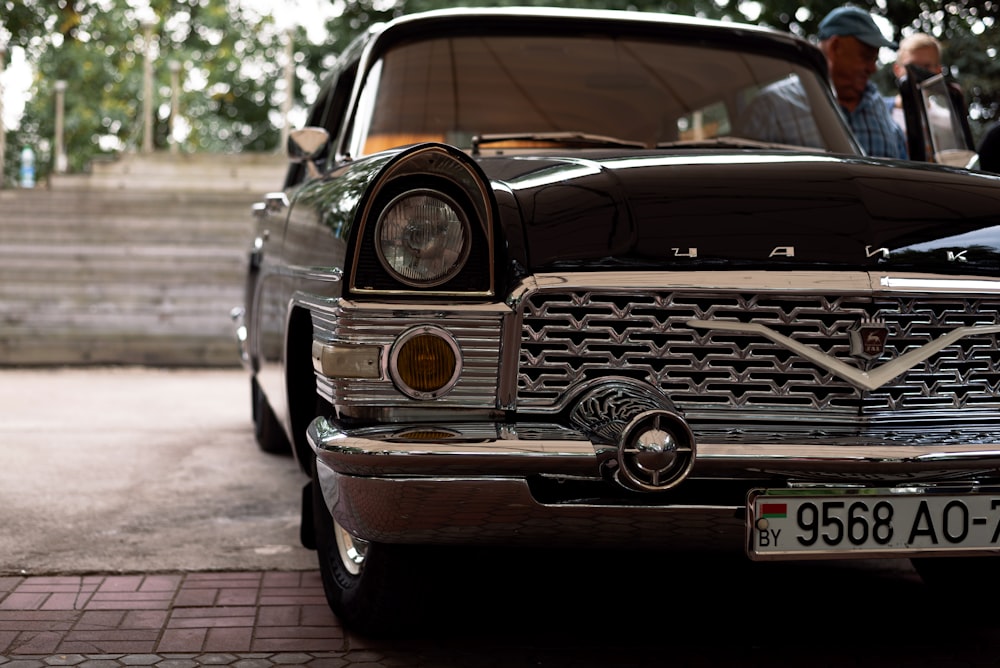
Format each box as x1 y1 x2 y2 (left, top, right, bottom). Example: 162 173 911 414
0 0 997 186
0 1 996 368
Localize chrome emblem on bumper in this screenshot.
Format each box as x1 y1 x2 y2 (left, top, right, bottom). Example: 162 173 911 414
566 379 696 491
617 410 696 492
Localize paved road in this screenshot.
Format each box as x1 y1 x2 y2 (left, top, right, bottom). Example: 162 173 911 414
4 368 1000 665
0 366 315 574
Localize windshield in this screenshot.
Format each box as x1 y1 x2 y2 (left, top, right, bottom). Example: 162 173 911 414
347 33 859 157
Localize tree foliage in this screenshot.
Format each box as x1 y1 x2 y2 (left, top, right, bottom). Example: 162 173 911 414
340 0 1000 129
3 0 288 182
2 0 997 184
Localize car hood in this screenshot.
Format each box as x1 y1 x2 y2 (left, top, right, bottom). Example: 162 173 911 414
483 151 1000 276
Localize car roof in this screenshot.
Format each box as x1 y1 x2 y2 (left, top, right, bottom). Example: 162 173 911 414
379 5 790 36
362 7 826 72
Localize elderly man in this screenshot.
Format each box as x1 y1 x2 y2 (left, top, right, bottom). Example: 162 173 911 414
817 5 907 159
739 5 907 159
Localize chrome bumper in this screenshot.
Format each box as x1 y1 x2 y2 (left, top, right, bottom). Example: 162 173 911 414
307 416 1000 547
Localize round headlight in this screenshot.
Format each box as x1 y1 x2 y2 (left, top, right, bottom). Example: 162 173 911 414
375 190 471 287
390 326 462 400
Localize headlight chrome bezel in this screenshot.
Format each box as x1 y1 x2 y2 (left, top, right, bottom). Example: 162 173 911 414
347 144 495 298
374 189 472 288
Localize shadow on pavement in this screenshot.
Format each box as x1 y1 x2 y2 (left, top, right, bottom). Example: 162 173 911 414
357 545 998 667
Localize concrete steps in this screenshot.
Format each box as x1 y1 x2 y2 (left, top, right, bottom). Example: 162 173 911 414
49 152 288 192
0 152 286 367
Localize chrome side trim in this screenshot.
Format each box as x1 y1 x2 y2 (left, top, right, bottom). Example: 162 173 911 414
264 191 290 214
230 307 251 370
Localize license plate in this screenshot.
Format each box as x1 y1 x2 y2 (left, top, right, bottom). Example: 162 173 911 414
747 488 1000 559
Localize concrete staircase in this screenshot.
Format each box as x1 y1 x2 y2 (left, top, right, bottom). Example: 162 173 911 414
0 152 287 367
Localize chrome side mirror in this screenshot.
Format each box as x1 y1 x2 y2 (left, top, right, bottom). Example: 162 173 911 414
288 127 330 178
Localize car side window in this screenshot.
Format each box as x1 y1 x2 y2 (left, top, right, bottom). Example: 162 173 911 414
319 60 359 154
283 60 360 189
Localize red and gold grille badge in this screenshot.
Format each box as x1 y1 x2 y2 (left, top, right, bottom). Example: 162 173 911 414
849 317 889 361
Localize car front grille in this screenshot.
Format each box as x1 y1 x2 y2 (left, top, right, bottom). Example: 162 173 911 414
516 289 1000 421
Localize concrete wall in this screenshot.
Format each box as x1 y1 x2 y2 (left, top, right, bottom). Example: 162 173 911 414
0 152 287 367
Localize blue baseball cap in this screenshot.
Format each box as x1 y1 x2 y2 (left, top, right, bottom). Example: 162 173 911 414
818 6 897 49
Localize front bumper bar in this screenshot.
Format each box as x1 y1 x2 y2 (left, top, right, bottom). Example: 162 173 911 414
307 416 1000 548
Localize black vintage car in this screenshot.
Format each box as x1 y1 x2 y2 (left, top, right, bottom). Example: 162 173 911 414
234 7 1000 631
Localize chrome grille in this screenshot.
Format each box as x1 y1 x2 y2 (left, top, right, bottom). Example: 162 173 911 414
516 290 1000 418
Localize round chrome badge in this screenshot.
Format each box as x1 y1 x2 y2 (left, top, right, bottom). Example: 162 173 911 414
617 410 696 491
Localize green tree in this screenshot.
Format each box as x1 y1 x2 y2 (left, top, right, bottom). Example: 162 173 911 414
3 0 288 182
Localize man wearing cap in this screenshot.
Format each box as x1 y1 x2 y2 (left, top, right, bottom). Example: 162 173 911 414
817 5 907 159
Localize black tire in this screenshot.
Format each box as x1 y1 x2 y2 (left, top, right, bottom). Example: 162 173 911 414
911 555 1000 595
311 461 426 635
251 377 292 455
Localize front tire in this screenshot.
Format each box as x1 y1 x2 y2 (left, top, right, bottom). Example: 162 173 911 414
311 462 426 634
251 377 292 455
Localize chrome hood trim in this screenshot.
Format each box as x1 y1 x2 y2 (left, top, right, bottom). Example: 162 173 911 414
512 271 1000 298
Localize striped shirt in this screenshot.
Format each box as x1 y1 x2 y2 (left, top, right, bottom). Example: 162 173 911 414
740 76 907 160
842 82 908 159
739 75 825 150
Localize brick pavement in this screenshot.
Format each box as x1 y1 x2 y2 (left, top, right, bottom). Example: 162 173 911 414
1 562 987 667
0 570 370 664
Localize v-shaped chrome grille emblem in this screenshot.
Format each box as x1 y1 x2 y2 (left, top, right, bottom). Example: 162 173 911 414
687 319 1000 392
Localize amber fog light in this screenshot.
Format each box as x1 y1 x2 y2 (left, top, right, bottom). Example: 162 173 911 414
389 326 461 399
